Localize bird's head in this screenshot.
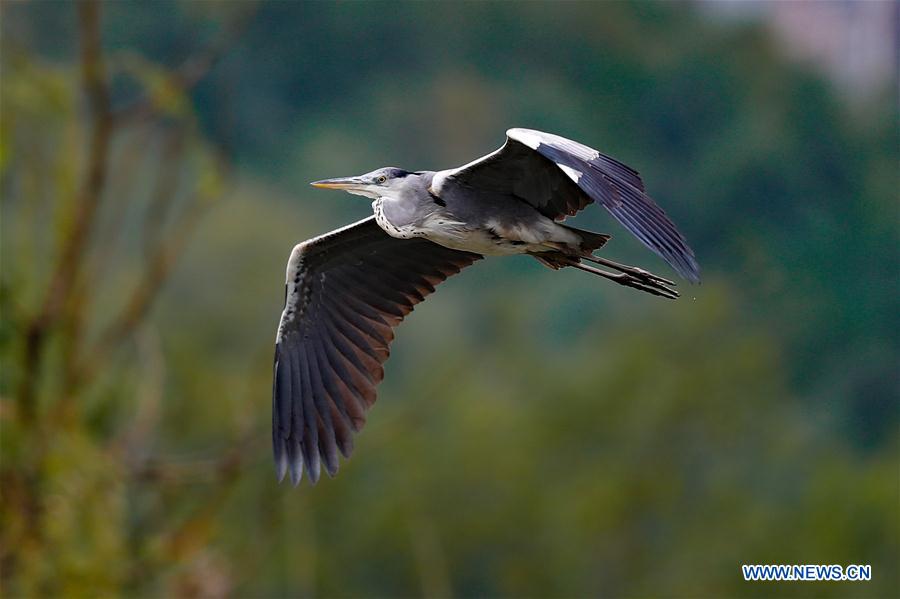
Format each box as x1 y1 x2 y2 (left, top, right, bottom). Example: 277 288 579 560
310 167 412 199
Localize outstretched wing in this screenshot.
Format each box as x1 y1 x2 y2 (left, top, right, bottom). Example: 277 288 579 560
273 217 481 485
434 128 699 282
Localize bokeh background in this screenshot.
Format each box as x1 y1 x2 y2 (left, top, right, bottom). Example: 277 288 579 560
1 1 897 597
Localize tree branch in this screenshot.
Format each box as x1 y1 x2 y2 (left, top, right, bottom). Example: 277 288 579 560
74 196 211 388
18 0 112 423
113 3 258 127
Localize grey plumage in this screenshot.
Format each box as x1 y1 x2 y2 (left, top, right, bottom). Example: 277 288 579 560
273 128 699 485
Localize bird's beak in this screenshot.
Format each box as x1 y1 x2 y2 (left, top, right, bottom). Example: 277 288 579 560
310 176 367 191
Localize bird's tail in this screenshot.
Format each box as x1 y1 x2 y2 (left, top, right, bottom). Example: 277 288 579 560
562 224 611 253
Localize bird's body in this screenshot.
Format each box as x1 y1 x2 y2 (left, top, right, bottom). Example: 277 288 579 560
371 171 583 256
272 128 700 485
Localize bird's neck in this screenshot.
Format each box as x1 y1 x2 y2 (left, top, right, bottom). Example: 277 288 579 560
373 193 420 230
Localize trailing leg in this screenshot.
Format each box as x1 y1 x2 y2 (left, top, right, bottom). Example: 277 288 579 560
569 260 678 299
580 253 676 287
532 251 679 299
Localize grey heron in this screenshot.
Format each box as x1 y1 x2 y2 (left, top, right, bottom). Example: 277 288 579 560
273 128 699 485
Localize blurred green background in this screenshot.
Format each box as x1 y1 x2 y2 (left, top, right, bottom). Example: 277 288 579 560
1 1 897 597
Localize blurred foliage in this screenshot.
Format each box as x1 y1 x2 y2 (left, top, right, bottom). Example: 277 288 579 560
1 1 897 597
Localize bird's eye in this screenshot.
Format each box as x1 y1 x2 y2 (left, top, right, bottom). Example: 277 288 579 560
377 175 387 184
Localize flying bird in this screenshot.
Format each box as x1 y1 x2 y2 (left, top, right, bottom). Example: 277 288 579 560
272 128 699 485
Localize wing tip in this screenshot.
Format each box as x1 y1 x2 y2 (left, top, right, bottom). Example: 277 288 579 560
321 445 340 478
274 436 289 483
289 458 303 487
274 436 306 488
660 244 701 285
303 444 321 485
679 262 702 285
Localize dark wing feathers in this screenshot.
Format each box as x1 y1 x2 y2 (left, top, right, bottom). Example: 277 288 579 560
440 128 700 283
273 217 481 485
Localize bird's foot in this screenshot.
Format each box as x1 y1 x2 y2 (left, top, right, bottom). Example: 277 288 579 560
573 260 679 299
610 269 680 299
581 254 676 287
